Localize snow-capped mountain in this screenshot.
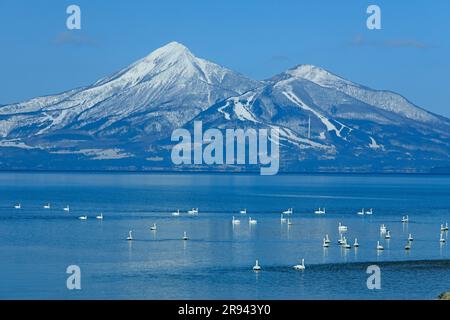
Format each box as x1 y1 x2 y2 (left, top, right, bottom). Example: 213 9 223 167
169 64 450 172
281 65 446 124
0 42 258 147
0 43 449 172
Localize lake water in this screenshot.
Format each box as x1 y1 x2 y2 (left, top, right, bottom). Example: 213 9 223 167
0 172 449 299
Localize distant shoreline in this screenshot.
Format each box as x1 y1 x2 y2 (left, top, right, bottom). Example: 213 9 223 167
0 169 449 177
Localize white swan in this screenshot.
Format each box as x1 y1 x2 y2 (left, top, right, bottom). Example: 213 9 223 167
283 208 293 215
78 215 87 220
385 230 391 239
323 238 329 248
240 209 247 214
440 233 446 243
380 224 387 233
401 215 409 223
408 233 414 241
14 204 21 209
338 222 348 232
445 222 449 231
253 259 261 271
43 203 51 209
365 208 373 215
293 258 305 270
232 216 240 225
314 208 326 215
441 224 446 232
127 230 133 241
357 208 365 216
150 223 157 231
182 231 189 240
342 237 351 249
324 234 331 244
96 213 103 220
338 233 345 245
376 241 384 251
63 205 70 212
172 209 180 216
248 217 257 225
188 208 198 215
353 238 359 247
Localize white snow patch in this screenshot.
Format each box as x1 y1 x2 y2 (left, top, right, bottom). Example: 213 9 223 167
0 140 35 149
276 126 330 150
282 90 345 138
318 131 326 140
232 95 258 123
218 101 231 120
369 137 383 150
51 148 132 160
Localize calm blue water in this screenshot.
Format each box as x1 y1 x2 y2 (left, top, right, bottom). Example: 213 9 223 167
0 173 449 299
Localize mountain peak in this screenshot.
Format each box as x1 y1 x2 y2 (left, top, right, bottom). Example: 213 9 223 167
0 42 448 172
283 64 438 124
149 41 190 56
142 41 193 63
93 42 196 87
160 41 189 51
285 64 351 87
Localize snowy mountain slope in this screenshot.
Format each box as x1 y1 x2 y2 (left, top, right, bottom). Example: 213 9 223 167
284 65 447 125
0 43 449 172
164 66 450 172
0 42 259 145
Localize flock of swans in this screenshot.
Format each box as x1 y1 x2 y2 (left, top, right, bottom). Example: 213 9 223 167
13 202 103 219
12 203 449 272
129 206 447 271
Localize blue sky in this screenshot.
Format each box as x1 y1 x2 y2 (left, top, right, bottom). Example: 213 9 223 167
1 0 449 116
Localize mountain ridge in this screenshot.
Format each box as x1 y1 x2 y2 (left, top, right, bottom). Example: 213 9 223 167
0 41 449 172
